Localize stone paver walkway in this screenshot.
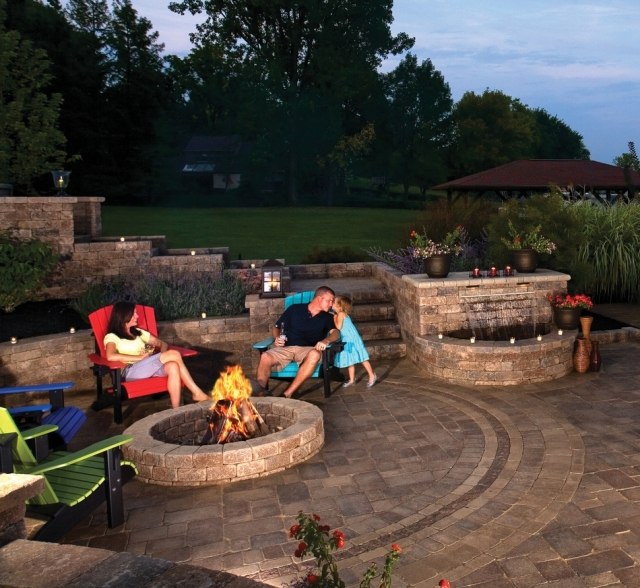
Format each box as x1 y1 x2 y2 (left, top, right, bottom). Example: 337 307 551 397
45 335 640 587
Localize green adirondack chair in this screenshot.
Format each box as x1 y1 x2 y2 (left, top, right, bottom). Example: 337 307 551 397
0 407 137 542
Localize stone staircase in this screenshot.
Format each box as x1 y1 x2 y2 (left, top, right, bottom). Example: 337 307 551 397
289 274 406 362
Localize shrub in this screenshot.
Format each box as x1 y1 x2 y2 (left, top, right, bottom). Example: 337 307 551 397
70 272 249 320
575 201 640 302
0 232 59 312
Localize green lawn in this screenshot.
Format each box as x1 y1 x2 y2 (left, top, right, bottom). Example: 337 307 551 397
102 206 419 264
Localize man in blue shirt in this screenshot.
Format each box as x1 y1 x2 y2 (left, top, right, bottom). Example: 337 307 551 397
256 286 340 398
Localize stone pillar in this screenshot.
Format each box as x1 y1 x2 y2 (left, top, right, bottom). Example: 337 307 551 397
0 474 45 546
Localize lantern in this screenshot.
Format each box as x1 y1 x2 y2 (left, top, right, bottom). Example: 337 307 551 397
261 259 285 298
51 170 71 195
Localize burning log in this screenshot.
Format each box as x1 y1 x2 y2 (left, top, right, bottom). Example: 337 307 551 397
201 365 270 445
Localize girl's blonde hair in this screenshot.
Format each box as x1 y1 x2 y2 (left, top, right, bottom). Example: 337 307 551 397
335 295 352 315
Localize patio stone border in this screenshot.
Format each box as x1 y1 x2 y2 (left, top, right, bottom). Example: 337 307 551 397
122 397 324 486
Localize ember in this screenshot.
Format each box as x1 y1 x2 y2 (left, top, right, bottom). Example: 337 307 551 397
201 365 270 444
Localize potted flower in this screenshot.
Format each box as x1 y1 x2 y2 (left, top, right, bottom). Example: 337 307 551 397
501 220 556 273
547 292 593 330
409 225 464 278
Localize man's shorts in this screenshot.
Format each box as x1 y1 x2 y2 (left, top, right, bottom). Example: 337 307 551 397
265 346 314 371
123 353 166 381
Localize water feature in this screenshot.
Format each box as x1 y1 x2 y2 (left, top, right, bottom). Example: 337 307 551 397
458 290 547 341
397 268 575 385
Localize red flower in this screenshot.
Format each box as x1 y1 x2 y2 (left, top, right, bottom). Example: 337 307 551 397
333 530 345 548
289 524 301 537
391 543 402 553
439 580 451 588
306 573 319 584
319 525 331 532
312 513 321 521
410 229 417 238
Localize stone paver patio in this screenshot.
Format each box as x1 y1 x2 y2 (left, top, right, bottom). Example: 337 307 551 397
39 336 640 587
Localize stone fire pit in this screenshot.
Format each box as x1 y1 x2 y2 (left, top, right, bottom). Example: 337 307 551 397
122 397 324 486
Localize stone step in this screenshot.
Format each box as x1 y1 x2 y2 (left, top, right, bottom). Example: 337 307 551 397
351 302 396 322
366 338 407 361
358 319 401 341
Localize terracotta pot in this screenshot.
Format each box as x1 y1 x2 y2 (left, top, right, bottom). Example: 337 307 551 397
553 307 581 330
573 337 591 373
580 315 593 355
423 254 452 278
509 249 538 273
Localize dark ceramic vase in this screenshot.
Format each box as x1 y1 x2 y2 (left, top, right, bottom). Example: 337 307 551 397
553 307 581 330
423 254 452 278
509 249 538 273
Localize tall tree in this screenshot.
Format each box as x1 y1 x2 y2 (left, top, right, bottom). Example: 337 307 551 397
382 54 453 194
169 0 413 203
0 0 66 192
101 0 166 200
530 108 589 160
449 89 536 177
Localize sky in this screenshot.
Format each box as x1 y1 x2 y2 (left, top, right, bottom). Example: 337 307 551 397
121 1 639 165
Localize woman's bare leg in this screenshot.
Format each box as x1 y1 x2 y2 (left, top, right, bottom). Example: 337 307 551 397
159 349 208 402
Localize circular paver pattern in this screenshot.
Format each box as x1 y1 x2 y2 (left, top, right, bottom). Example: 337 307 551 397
71 360 584 587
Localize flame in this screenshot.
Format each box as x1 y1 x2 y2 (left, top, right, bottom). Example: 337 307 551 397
207 365 259 444
211 365 252 402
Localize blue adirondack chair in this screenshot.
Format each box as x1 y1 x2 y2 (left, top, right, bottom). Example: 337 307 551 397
252 291 344 398
0 382 86 450
0 407 136 542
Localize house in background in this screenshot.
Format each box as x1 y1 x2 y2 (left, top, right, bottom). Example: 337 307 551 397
181 135 244 190
433 159 640 202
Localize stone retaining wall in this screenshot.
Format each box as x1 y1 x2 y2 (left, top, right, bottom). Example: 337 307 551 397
0 315 252 390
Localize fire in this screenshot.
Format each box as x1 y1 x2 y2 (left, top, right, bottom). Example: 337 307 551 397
204 365 265 444
211 365 253 402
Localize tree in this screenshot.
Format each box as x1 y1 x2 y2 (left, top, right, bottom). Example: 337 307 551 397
0 0 66 193
382 54 453 194
101 0 167 201
614 141 640 170
449 89 536 177
169 0 413 203
530 108 589 160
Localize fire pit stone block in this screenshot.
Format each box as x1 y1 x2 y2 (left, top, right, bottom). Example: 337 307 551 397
123 398 324 486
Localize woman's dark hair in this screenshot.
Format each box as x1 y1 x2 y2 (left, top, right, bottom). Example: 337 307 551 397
107 301 141 340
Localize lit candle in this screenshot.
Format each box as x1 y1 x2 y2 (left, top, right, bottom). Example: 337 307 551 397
472 267 481 278
190 250 196 255
470 336 476 344
120 236 125 242
69 327 76 334
489 266 497 277
536 334 542 341
201 312 207 319
558 329 563 336
10 336 17 344
250 263 256 269
510 337 515 344
438 333 443 339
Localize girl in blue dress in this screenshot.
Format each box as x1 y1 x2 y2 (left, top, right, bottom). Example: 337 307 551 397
333 295 377 388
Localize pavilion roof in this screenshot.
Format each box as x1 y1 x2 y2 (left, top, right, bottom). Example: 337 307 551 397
432 159 640 192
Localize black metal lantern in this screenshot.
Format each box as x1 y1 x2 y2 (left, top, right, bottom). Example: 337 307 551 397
51 170 71 195
261 259 285 298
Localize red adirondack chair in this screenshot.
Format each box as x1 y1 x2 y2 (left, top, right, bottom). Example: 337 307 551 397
88 304 199 423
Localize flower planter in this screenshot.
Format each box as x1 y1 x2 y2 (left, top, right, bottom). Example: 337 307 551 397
553 307 581 330
509 249 538 273
423 254 452 278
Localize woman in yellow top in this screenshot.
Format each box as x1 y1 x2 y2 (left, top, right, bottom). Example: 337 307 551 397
104 301 209 408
